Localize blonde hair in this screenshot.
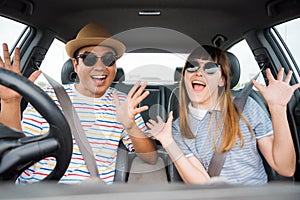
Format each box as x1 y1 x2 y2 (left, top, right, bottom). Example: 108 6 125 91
179 45 253 152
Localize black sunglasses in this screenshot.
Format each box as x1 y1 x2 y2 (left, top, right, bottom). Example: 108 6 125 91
185 61 220 74
76 52 118 67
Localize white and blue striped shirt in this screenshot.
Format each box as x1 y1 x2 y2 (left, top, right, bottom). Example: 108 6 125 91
173 97 273 185
17 84 147 184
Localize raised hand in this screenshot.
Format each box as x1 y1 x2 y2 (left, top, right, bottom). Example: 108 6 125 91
146 115 165 138
0 43 22 101
146 112 173 147
113 80 149 130
252 68 300 107
0 43 41 131
0 43 41 102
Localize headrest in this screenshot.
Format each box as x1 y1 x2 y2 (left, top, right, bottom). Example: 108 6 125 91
174 67 182 82
173 52 240 89
61 59 125 84
226 51 240 89
61 59 78 84
114 68 125 82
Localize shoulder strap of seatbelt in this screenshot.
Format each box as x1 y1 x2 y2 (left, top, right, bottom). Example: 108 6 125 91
42 72 99 178
208 67 264 177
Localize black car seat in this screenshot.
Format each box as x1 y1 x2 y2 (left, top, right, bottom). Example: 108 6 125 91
61 59 78 84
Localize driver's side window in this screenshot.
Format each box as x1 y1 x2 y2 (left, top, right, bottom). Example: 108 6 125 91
36 39 69 86
0 16 27 57
0 16 68 87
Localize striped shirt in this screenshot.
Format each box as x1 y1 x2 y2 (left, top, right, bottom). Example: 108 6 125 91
173 97 273 185
17 84 147 184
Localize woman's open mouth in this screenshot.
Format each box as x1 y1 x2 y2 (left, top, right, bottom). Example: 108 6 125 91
192 80 206 92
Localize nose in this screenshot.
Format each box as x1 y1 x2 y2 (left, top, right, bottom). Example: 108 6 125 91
93 59 107 69
195 67 204 77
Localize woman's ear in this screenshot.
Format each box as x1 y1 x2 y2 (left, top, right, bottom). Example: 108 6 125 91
218 76 225 87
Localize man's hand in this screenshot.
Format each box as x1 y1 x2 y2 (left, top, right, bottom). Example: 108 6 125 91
113 80 149 130
0 43 41 103
0 43 41 131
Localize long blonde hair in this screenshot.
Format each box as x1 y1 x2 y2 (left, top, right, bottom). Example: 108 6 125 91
179 45 253 152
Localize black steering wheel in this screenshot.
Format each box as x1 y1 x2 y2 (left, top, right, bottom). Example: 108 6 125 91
0 68 72 182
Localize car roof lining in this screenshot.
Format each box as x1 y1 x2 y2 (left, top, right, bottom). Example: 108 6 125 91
1 0 300 53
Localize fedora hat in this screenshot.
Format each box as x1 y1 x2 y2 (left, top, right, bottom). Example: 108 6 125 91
65 23 126 58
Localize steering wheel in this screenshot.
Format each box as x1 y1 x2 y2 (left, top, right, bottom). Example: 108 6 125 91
0 68 72 182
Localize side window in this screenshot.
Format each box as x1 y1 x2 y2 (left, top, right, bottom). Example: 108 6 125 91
272 18 300 82
0 16 67 86
0 16 27 56
228 40 265 90
36 39 69 85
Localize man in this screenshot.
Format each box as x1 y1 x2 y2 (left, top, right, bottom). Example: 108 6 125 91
0 22 157 184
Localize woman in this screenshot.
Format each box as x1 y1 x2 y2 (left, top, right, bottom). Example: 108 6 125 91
147 45 300 185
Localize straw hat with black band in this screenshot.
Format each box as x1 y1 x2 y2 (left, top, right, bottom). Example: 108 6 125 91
65 23 126 58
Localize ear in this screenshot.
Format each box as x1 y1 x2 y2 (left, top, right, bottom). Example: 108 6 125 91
218 76 225 87
72 58 79 73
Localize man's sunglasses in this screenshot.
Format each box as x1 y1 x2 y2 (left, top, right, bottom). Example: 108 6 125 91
185 61 220 74
76 52 118 67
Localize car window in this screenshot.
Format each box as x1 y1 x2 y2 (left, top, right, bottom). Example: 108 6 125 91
117 52 187 83
228 40 265 90
272 17 300 82
0 16 27 56
37 39 69 85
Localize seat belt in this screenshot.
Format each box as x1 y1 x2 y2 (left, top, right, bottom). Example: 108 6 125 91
208 69 263 177
42 72 100 179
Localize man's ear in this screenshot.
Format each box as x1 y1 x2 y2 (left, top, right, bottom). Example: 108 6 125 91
72 58 78 73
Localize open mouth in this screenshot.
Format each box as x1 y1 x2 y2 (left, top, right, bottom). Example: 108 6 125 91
192 80 206 92
91 75 107 84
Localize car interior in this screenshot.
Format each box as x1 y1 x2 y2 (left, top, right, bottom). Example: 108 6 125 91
0 0 300 199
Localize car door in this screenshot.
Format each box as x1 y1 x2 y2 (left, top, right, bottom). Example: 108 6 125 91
240 17 300 181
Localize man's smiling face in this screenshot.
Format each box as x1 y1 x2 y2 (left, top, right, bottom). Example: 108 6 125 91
73 45 117 98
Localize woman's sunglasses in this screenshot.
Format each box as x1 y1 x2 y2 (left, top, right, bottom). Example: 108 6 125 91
185 61 220 74
76 52 118 67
